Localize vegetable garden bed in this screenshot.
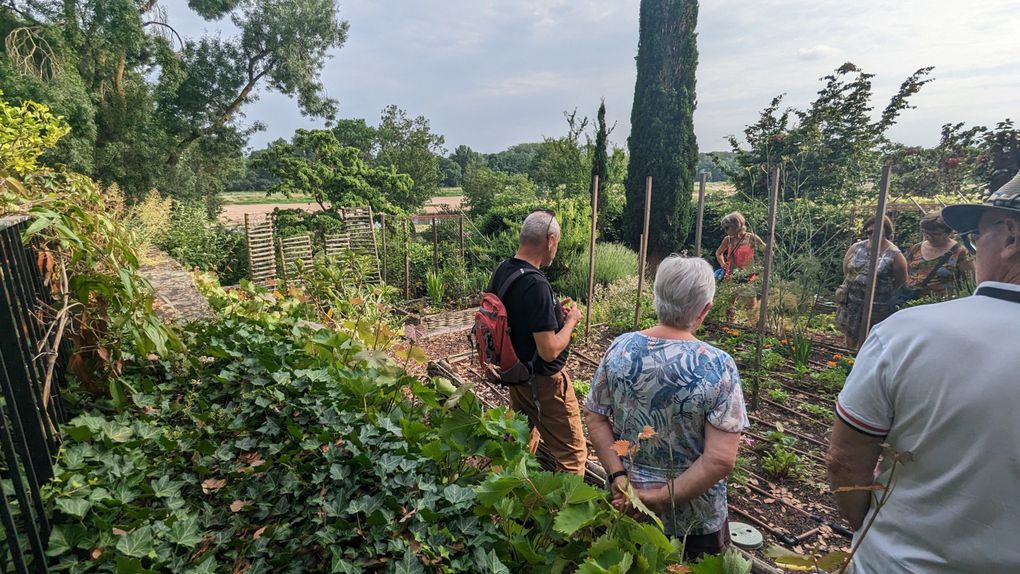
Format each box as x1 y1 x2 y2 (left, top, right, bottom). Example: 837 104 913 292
422 321 854 570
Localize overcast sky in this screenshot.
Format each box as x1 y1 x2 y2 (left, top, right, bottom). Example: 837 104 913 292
165 0 1019 154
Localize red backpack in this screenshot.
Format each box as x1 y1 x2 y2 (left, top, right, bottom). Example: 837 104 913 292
471 268 541 385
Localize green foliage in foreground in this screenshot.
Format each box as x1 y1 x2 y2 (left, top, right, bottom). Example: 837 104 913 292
44 279 747 573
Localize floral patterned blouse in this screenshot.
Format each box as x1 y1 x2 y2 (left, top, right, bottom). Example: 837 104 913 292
904 242 972 298
585 332 749 535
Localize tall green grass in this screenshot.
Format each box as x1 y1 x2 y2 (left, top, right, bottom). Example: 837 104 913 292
555 242 639 302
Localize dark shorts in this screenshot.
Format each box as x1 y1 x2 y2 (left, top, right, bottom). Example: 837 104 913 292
681 526 731 561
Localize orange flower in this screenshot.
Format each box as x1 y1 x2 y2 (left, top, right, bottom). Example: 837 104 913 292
638 425 656 440
827 361 837 368
731 330 741 337
611 440 631 457
780 339 788 345
832 354 843 360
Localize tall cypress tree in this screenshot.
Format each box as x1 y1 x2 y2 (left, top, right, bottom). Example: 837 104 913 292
590 100 610 211
624 0 699 262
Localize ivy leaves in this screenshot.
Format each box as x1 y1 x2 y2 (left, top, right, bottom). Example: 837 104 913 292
44 289 518 572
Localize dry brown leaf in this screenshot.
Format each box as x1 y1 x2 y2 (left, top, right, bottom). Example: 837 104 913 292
230 500 248 513
252 526 267 540
90 547 103 560
201 477 227 494
111 528 126 536
611 440 631 457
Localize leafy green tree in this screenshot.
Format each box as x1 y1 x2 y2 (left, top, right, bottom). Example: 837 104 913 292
0 0 349 205
719 64 934 201
980 119 1020 195
624 0 699 260
437 155 462 187
486 142 542 174
531 110 590 196
462 166 535 217
700 151 735 181
254 129 411 213
590 100 609 209
375 105 445 210
888 123 986 198
332 118 377 161
450 144 484 175
226 147 277 192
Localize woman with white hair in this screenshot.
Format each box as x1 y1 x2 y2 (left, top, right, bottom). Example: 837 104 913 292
584 256 748 559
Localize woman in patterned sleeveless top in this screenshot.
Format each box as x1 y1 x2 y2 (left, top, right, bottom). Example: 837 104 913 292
835 215 908 350
903 212 974 300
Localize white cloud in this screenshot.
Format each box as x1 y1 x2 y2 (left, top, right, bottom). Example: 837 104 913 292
476 72 569 98
163 0 1020 152
797 44 840 61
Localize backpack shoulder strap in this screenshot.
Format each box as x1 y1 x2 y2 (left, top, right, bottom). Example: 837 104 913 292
494 267 542 300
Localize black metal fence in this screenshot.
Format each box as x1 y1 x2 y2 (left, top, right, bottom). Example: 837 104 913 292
0 216 68 573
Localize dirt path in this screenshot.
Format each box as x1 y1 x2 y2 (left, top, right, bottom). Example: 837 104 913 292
140 249 214 322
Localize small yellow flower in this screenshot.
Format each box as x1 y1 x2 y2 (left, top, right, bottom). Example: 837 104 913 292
847 358 855 365
827 361 837 368
638 425 656 440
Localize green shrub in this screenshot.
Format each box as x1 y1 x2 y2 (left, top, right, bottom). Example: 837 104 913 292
123 189 173 248
160 201 248 284
555 242 638 302
591 275 655 330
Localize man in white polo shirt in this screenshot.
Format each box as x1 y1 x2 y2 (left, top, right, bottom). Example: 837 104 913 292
826 171 1020 573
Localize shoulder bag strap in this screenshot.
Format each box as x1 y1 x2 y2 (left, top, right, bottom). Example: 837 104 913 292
494 267 542 300
917 244 959 290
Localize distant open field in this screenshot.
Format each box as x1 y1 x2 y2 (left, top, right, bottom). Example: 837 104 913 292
220 191 315 205
217 194 464 224
218 181 727 223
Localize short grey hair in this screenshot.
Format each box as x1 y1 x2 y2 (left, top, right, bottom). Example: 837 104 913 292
721 211 746 231
519 210 560 246
653 255 716 329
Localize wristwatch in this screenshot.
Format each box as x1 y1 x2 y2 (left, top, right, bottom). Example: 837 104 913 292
606 470 628 490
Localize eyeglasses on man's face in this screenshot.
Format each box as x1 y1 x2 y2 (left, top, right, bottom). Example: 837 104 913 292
538 209 556 238
959 219 1007 254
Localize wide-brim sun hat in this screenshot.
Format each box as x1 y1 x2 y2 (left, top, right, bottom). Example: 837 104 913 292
942 171 1020 233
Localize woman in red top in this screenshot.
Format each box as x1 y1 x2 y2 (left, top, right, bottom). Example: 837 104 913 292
716 212 765 278
715 212 766 319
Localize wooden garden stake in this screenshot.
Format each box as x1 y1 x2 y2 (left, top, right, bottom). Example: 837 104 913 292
404 219 411 300
585 175 600 337
634 176 653 330
751 167 780 412
459 214 465 262
380 213 387 282
277 236 287 281
432 217 439 274
695 173 707 257
861 165 892 344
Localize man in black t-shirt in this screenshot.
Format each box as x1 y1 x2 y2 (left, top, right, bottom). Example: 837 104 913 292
485 210 586 474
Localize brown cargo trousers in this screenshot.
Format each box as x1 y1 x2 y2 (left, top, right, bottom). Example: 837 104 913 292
508 370 587 475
